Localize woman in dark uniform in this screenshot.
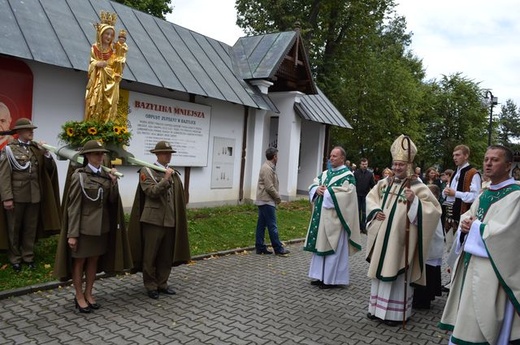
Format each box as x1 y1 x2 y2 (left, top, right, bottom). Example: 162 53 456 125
67 140 119 313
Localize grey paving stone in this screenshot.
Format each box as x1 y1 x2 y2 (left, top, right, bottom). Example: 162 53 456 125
0 242 455 344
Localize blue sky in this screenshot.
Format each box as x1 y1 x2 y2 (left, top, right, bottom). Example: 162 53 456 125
168 0 520 109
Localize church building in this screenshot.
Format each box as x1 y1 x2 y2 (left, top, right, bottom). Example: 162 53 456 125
0 0 351 208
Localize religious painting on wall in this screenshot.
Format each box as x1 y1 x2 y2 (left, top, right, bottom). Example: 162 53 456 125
0 56 34 150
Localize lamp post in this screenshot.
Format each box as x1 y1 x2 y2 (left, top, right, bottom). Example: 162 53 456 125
485 90 498 146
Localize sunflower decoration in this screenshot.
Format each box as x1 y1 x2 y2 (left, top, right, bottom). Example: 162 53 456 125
59 120 131 147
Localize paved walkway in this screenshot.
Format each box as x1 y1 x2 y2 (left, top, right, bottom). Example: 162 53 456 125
0 242 451 344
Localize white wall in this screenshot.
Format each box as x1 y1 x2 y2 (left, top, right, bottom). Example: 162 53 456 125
28 61 87 199
268 92 302 200
298 120 326 193
22 59 331 209
186 98 246 206
243 107 270 203
25 61 249 209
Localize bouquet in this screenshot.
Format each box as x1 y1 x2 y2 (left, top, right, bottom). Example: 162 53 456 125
58 120 131 147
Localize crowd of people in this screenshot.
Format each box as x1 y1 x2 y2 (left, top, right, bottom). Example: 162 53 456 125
297 138 519 343
256 133 518 339
251 135 520 344
0 10 193 313
0 118 189 313
1 110 519 342
1 6 519 342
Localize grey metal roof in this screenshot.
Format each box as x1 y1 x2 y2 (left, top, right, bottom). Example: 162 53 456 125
232 31 317 95
0 0 274 111
295 88 352 128
232 32 297 80
0 0 350 128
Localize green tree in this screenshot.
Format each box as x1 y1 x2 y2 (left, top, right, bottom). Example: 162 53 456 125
420 74 489 170
114 0 172 19
497 99 520 148
235 0 426 170
237 0 399 81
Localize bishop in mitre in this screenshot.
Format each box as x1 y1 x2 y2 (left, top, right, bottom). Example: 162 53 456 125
365 134 441 326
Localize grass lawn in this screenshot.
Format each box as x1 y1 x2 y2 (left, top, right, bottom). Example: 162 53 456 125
0 199 311 292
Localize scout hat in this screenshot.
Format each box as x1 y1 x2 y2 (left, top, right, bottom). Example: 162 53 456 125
80 140 109 154
150 140 176 153
13 118 37 131
390 134 417 163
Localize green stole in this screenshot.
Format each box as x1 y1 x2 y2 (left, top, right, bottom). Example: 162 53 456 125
462 184 520 307
304 167 356 254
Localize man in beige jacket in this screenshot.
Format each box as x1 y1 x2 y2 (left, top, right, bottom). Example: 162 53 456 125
255 147 289 255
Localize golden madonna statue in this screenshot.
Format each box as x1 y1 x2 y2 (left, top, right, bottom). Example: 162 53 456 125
84 11 128 123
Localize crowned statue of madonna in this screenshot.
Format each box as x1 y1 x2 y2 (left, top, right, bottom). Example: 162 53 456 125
58 11 131 154
85 11 128 124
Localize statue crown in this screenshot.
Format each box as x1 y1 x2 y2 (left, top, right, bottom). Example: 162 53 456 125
100 11 117 26
94 11 117 34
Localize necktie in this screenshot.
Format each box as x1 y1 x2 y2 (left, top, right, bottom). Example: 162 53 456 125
19 142 30 152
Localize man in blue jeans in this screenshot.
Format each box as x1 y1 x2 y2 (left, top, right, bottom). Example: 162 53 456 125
255 147 290 256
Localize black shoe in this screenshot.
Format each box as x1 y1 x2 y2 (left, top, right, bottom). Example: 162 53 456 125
412 303 431 310
147 290 159 299
275 249 290 256
319 283 340 289
86 301 101 310
310 280 323 286
158 287 176 295
12 263 22 272
256 248 273 255
74 298 92 313
367 313 378 320
26 262 36 270
383 320 400 327
367 312 378 320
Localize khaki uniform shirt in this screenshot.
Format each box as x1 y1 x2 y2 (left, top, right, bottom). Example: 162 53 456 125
138 166 175 228
67 166 118 237
0 141 46 203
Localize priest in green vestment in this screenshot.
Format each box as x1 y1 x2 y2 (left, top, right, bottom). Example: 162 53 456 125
303 146 362 289
440 145 520 344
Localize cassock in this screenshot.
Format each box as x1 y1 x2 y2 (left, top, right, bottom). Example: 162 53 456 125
303 165 361 285
365 177 441 321
440 179 520 344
